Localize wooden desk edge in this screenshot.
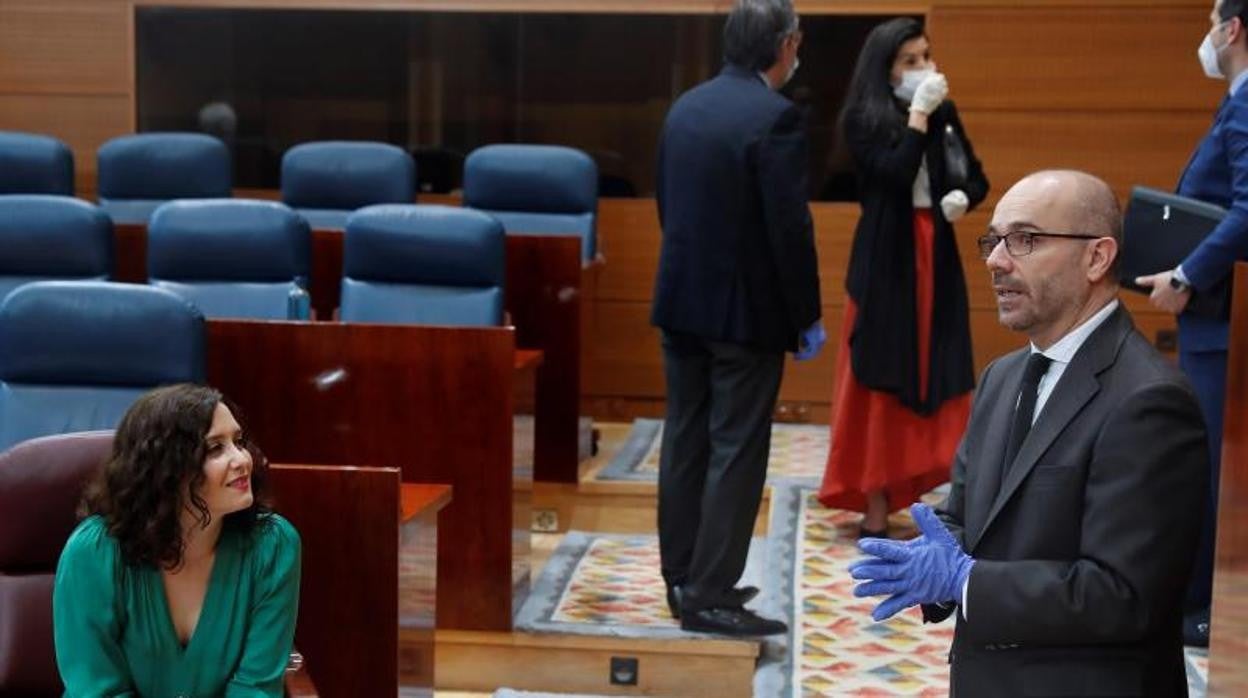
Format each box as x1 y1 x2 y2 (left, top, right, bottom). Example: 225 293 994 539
401 483 453 521
514 348 544 370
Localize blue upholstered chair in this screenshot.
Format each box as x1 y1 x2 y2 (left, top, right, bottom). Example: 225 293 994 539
0 131 74 196
0 281 204 451
281 141 416 230
340 204 504 327
96 133 232 224
0 195 113 305
463 144 598 262
148 199 311 320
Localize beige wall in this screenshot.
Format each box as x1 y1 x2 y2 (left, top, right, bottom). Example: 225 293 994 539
0 0 1218 419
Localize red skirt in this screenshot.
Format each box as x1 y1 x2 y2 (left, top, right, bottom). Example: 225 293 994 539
818 209 971 513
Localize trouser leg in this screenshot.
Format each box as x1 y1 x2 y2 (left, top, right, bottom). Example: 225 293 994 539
681 339 784 611
657 330 712 590
1179 348 1226 612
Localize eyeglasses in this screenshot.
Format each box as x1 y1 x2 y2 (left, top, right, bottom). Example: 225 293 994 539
976 230 1102 260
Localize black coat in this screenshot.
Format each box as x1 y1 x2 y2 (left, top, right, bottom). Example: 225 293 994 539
844 100 988 413
924 307 1207 697
651 65 821 352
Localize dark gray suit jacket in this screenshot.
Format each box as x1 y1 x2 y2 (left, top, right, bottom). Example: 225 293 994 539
924 305 1208 697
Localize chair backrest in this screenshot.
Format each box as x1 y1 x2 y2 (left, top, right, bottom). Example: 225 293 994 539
0 281 204 451
0 131 74 196
281 141 416 230
148 199 311 320
0 430 113 697
341 204 504 327
0 195 113 305
96 133 232 224
463 144 598 261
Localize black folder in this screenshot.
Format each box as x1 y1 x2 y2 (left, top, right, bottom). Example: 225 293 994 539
1119 186 1232 320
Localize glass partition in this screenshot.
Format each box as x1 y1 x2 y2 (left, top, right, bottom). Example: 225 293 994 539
137 7 912 199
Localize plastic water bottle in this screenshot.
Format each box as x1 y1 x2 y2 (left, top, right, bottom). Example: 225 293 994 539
287 286 311 320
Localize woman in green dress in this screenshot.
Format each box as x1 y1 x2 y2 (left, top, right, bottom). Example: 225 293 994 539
53 384 301 697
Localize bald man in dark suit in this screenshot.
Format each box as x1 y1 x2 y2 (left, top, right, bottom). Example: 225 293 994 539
851 170 1208 697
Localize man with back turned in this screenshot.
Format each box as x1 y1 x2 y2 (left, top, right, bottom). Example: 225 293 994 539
651 0 823 637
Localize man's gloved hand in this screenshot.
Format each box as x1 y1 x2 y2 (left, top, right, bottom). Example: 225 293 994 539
909 72 948 115
848 503 973 621
794 321 827 361
940 189 969 222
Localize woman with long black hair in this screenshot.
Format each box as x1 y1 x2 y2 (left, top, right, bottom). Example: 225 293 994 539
818 17 988 535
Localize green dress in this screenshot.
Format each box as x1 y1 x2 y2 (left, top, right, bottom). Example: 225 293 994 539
53 514 301 698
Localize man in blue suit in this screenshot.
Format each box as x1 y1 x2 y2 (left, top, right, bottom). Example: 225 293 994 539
1135 0 1248 647
651 0 823 636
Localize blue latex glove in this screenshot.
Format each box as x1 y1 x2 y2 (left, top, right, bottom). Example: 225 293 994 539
794 321 827 361
848 503 974 621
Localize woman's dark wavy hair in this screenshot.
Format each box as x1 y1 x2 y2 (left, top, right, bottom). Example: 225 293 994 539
838 17 927 145
82 383 272 570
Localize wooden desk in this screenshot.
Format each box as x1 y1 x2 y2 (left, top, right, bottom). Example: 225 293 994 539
1210 263 1248 696
208 319 536 631
111 212 591 484
269 464 401 698
308 228 593 483
399 483 453 697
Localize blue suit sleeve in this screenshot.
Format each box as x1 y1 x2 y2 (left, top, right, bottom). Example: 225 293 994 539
1182 99 1248 290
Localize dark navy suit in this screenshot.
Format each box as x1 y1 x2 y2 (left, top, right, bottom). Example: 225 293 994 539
1175 82 1248 610
651 64 820 611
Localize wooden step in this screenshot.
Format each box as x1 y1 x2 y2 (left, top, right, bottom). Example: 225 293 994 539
430 629 760 697
531 480 772 536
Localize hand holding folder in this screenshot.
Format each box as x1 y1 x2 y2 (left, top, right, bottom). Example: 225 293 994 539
1118 186 1232 320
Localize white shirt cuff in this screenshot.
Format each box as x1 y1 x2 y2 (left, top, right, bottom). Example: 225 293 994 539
1174 265 1191 286
961 576 969 620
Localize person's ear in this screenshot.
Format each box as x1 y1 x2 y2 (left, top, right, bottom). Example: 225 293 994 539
1086 237 1118 283
1227 16 1245 46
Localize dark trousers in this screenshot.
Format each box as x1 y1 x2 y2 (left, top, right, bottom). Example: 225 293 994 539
657 329 784 612
1179 348 1226 612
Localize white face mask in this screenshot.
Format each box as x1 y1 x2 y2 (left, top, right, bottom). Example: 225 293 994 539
1199 21 1230 80
893 68 935 102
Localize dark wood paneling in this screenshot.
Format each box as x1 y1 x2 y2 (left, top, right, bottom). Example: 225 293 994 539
594 200 858 305
0 1 130 96
957 111 1212 209
0 94 131 194
929 5 1223 112
207 320 520 631
269 464 401 698
112 223 147 283
505 235 583 482
1209 263 1248 696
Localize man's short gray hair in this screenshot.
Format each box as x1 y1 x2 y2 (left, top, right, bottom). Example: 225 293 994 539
723 0 799 72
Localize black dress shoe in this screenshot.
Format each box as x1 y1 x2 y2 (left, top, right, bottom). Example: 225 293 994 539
681 606 788 637
666 585 760 619
1183 607 1210 648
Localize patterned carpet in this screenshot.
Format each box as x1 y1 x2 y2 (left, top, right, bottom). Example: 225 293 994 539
593 418 828 484
532 418 1211 696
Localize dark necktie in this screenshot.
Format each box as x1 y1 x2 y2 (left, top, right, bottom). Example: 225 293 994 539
1002 352 1053 478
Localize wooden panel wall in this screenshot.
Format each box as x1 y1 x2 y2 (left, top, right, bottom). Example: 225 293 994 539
0 0 1211 419
0 0 133 192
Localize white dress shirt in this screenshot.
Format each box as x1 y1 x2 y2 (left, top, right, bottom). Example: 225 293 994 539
961 299 1120 617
